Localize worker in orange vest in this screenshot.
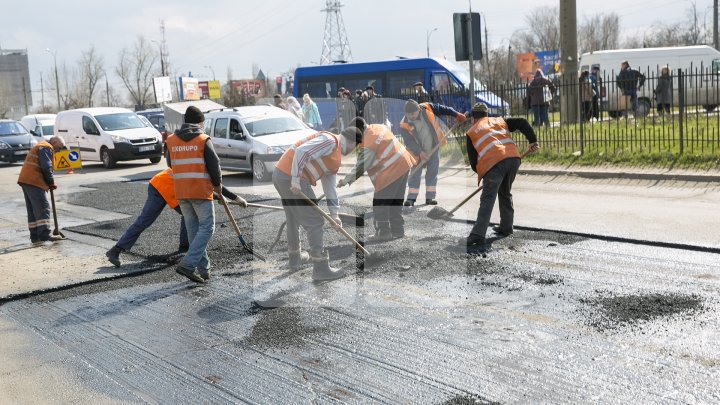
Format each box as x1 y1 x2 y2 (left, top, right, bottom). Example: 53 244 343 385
105 167 246 267
460 102 539 253
337 118 416 242
17 136 66 244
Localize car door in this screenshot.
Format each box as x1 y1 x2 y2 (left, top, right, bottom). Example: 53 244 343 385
80 115 103 160
208 117 230 166
225 117 251 169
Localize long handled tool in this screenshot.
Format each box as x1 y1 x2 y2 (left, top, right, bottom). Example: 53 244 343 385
231 201 364 227
49 188 67 239
219 195 266 261
427 149 535 220
297 191 370 256
408 111 469 178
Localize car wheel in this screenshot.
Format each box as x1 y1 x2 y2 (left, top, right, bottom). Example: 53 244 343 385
704 105 717 113
637 99 651 117
149 156 161 164
101 147 117 169
252 156 269 182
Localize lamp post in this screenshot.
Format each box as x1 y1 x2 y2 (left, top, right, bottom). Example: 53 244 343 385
203 65 216 81
45 48 60 110
426 28 438 57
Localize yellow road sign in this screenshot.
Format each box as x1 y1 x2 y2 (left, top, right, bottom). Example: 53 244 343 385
54 149 82 170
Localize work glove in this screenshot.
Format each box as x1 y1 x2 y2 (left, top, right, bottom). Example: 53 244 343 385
456 113 467 123
49 184 58 190
235 196 247 208
330 215 342 230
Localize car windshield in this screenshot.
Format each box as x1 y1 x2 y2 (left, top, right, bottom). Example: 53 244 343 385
0 122 29 136
95 113 146 131
243 116 306 137
42 125 54 135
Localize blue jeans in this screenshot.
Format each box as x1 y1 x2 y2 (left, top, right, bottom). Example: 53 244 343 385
406 151 439 201
532 105 550 127
116 184 188 251
20 184 51 242
179 199 215 271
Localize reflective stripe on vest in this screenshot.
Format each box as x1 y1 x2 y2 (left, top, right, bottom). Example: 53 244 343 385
166 133 214 200
399 103 446 150
275 131 342 186
466 117 520 179
17 142 53 191
361 124 415 191
148 167 179 208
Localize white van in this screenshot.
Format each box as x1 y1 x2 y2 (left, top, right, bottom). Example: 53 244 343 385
580 45 720 117
20 114 56 140
55 107 163 168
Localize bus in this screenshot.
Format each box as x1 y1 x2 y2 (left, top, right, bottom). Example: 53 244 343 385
292 58 507 129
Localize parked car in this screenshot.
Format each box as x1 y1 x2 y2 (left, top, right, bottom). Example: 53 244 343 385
20 114 56 140
203 105 316 181
0 120 42 163
55 107 163 168
136 109 168 141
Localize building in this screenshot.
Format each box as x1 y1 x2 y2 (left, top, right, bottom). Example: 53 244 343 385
0 48 32 119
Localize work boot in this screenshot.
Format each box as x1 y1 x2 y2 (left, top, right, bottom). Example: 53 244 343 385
178 243 189 253
403 199 415 207
391 225 405 239
106 246 122 267
492 225 513 236
311 252 345 281
458 233 486 247
368 222 393 242
176 266 206 284
288 249 311 270
425 199 438 205
199 269 212 281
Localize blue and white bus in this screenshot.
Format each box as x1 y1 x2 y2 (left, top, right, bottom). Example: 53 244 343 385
293 58 507 128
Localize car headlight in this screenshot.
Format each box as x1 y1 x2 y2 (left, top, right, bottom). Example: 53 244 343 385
266 146 285 154
29 138 38 146
111 135 130 143
0 141 10 150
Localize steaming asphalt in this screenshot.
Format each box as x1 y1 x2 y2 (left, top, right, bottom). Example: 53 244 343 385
1 178 719 403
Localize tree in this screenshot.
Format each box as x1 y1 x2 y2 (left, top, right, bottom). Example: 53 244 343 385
578 13 620 54
623 1 711 48
511 6 560 53
79 46 104 107
116 36 157 107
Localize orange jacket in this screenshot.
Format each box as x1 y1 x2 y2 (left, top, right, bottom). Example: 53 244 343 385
466 117 520 179
399 103 446 155
275 131 342 186
166 133 214 200
17 141 54 191
148 167 179 208
361 124 416 191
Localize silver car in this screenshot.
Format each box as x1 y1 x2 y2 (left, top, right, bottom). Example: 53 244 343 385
204 106 316 181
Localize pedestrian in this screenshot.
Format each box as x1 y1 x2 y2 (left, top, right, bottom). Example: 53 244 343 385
616 60 646 117
273 94 288 110
302 93 323 129
460 102 539 253
337 118 416 241
654 66 672 116
413 81 430 103
334 89 356 132
354 89 365 117
526 69 555 127
105 167 247 267
165 106 223 283
17 135 66 244
363 85 387 125
590 66 602 120
399 99 466 206
273 129 354 281
579 70 595 122
286 96 303 120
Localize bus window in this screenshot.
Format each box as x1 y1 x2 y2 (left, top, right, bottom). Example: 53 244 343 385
432 72 461 94
387 70 424 96
344 78 384 95
300 80 337 98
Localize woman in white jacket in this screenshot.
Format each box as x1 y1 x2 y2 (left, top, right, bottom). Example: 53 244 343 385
302 93 323 129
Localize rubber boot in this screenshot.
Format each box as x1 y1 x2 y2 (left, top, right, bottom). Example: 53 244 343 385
391 224 405 239
311 252 345 281
288 249 311 270
106 246 122 267
369 221 393 242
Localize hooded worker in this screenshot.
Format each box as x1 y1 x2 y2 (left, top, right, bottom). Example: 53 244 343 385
273 129 355 281
337 118 416 242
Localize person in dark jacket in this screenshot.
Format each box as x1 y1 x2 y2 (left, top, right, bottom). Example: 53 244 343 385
363 85 386 125
526 69 555 127
616 60 646 117
590 66 602 120
654 66 672 116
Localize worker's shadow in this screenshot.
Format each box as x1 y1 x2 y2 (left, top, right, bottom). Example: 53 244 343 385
443 234 507 255
94 254 180 275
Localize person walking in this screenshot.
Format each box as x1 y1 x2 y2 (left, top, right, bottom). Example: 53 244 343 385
579 70 595 122
105 167 246 267
166 106 223 283
590 66 602 120
616 60 646 117
413 81 431 103
17 135 66 244
302 93 323 129
460 103 539 253
399 99 466 206
338 118 416 241
655 66 672 117
273 129 354 281
526 69 555 127
286 96 304 120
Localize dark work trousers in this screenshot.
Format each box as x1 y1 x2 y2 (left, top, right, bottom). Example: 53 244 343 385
373 172 409 232
470 157 521 239
406 151 439 201
272 170 325 256
116 184 188 251
20 184 51 242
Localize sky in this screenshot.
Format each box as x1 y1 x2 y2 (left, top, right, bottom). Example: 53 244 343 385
0 0 704 106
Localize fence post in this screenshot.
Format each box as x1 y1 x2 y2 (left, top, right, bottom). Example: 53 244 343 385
678 68 684 155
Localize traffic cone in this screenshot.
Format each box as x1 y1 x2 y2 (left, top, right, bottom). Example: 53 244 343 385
66 168 74 174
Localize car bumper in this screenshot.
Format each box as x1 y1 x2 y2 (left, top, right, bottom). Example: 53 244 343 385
0 148 30 163
111 142 163 161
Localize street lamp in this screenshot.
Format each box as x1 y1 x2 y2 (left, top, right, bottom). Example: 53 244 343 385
204 65 216 81
45 48 60 110
426 28 438 58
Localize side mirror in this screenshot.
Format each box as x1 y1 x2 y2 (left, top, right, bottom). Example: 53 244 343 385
30 130 39 137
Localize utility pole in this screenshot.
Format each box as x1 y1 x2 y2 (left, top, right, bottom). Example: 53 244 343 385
46 48 61 111
714 0 718 50
467 0 475 108
559 0 579 123
426 28 438 58
320 1 353 64
106 75 110 106
22 77 29 115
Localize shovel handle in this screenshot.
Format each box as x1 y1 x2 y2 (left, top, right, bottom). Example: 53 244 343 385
219 195 244 238
297 191 370 255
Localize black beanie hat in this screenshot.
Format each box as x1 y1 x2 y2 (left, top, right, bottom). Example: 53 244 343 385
404 99 420 114
341 126 363 144
184 106 204 124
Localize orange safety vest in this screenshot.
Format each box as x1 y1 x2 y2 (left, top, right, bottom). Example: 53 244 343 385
148 167 179 208
275 131 342 186
399 103 446 156
466 117 520 179
17 141 54 191
166 133 214 200
361 124 416 191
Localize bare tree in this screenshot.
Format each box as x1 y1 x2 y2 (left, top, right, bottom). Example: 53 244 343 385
511 6 560 53
578 13 620 53
79 46 104 107
623 1 711 48
116 36 157 107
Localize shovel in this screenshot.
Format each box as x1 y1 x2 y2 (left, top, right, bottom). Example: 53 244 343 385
219 195 266 261
49 188 67 239
231 200 364 227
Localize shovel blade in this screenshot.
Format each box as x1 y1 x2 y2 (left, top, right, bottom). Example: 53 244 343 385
426 206 451 220
238 234 266 261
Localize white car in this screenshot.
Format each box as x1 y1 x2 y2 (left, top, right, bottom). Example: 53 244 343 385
203 106 317 181
20 114 56 140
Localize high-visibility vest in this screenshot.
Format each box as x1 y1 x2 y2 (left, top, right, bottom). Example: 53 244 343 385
466 117 520 179
148 167 179 208
361 124 416 191
275 131 342 186
399 103 446 157
166 133 214 200
17 141 53 191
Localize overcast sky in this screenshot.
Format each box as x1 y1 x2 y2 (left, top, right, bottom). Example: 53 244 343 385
1 0 704 105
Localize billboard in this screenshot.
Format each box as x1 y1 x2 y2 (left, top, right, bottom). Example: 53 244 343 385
179 77 200 101
153 76 173 103
516 50 561 82
230 80 267 97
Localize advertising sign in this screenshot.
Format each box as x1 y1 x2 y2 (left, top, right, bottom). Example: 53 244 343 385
230 80 267 97
153 76 173 103
53 148 82 170
208 80 221 99
516 50 561 82
179 77 200 101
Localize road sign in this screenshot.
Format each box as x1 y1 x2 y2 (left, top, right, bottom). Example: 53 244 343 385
54 149 82 171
